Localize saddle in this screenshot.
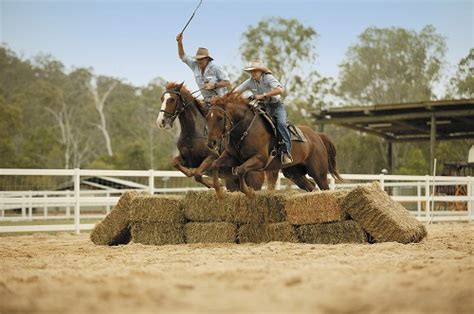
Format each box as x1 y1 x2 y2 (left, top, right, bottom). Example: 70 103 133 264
256 107 307 142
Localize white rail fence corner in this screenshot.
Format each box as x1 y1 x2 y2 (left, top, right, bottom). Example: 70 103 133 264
0 168 472 234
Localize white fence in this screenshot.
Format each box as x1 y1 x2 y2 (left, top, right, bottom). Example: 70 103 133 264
0 168 472 233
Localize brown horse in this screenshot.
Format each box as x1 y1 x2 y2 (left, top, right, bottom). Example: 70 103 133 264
156 82 275 192
206 93 341 197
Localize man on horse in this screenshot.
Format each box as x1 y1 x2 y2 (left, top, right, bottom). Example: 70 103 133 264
176 33 230 105
235 60 293 165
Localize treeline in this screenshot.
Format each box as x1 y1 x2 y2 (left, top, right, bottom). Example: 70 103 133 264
0 48 177 170
1 17 473 175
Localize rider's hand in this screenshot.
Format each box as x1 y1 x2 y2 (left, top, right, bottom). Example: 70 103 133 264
255 94 266 101
205 82 216 90
176 33 183 42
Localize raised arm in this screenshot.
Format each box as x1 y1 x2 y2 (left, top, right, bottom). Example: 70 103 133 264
176 33 185 60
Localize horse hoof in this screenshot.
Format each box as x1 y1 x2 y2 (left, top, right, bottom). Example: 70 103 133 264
244 189 255 199
215 189 225 200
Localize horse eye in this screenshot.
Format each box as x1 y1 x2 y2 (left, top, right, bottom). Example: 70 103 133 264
216 115 223 121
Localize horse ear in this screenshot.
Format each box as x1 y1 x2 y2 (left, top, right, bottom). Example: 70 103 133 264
177 81 185 91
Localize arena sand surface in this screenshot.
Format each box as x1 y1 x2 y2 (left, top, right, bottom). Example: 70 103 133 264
0 223 473 314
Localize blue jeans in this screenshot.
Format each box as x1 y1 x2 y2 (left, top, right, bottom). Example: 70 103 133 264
267 103 292 154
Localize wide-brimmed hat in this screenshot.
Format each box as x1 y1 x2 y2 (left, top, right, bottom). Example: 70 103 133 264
243 60 272 74
194 47 214 61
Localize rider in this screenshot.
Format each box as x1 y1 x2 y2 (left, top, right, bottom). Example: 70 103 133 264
176 33 230 105
235 60 293 165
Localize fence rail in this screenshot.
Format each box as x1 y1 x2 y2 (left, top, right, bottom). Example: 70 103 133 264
1 168 472 233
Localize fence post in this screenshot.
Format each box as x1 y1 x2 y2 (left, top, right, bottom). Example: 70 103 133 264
468 176 472 221
66 190 71 218
379 174 385 191
417 182 422 218
28 190 33 221
74 168 81 234
329 176 336 191
425 175 430 219
149 169 155 194
43 194 48 217
21 195 26 218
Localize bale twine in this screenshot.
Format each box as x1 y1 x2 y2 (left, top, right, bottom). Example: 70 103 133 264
185 222 237 243
342 182 427 243
238 222 299 243
283 189 350 225
129 194 184 223
90 190 149 246
131 222 185 245
184 191 282 223
298 221 368 244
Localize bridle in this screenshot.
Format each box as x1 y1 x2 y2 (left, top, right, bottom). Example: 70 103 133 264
160 90 190 122
206 104 259 150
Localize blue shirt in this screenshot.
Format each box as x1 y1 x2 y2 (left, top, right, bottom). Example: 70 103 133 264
182 54 229 102
235 73 283 103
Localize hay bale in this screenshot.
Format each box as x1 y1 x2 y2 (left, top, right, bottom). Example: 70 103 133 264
130 194 184 223
283 189 350 225
342 182 427 243
259 190 300 223
238 222 299 243
131 222 184 245
90 190 149 246
238 223 268 243
185 222 236 243
298 221 368 244
266 222 299 243
184 191 268 223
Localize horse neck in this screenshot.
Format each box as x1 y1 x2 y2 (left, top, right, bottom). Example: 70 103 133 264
228 103 251 126
177 96 206 137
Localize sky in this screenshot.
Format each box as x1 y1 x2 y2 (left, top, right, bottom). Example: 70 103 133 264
1 0 473 93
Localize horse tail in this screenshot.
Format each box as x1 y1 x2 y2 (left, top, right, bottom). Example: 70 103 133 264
319 133 343 182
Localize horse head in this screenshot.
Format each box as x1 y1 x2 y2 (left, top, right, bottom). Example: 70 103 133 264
156 81 185 129
206 92 248 151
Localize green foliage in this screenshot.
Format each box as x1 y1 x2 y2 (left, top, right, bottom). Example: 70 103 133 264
0 45 174 170
238 17 336 126
339 25 446 105
448 48 474 98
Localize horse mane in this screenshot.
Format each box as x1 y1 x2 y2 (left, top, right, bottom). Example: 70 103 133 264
210 92 249 108
166 82 208 116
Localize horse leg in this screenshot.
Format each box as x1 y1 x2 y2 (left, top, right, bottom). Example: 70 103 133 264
210 150 240 170
172 155 193 177
232 155 266 176
212 169 225 199
306 161 330 190
239 173 255 199
264 170 279 190
193 155 221 189
282 167 316 192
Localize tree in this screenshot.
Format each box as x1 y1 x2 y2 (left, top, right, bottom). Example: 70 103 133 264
86 75 118 156
448 48 474 98
240 17 318 92
339 25 447 105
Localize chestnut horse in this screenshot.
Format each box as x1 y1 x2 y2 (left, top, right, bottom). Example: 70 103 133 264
206 93 341 198
156 82 277 192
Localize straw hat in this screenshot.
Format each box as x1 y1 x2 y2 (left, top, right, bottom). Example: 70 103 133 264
194 47 214 60
243 60 272 74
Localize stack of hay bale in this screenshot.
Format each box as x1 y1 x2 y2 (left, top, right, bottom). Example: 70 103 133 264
90 182 427 246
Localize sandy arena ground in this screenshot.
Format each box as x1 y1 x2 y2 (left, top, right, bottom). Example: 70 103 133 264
0 222 473 314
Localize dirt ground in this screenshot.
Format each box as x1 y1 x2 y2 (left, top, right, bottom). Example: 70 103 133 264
0 222 473 314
